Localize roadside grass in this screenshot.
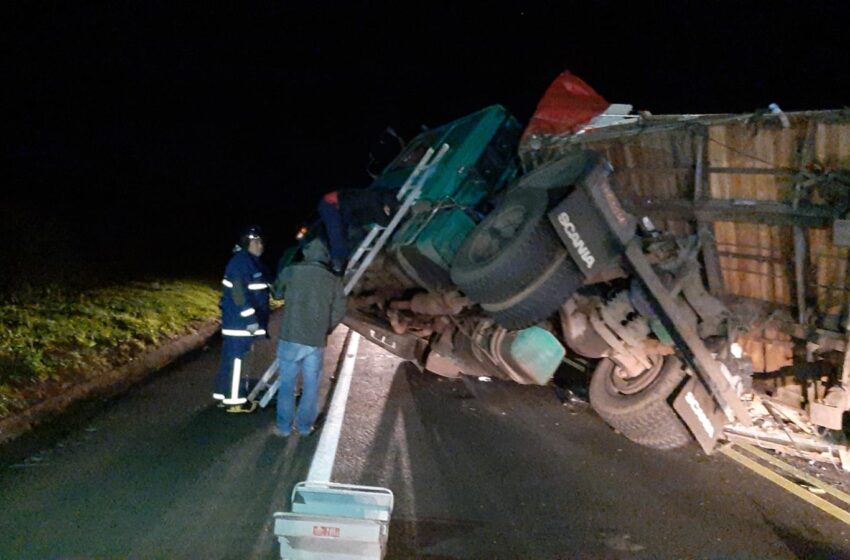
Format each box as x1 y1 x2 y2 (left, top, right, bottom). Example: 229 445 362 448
0 280 221 418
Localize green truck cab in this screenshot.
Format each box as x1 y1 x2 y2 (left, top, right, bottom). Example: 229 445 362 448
278 104 519 283
377 105 521 291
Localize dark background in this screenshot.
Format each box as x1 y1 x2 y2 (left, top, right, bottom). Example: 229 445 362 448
3 1 849 290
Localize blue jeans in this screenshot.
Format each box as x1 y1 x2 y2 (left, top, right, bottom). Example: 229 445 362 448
276 340 324 434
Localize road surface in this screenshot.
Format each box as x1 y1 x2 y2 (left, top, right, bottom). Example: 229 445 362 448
2 318 850 558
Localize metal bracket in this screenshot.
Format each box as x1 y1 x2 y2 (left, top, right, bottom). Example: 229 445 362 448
624 240 752 426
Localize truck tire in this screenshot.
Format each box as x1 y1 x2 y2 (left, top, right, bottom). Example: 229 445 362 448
451 188 565 304
482 251 583 329
514 150 600 192
589 356 692 450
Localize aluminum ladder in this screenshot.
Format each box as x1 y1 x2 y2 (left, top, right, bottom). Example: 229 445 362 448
248 142 450 408
343 142 450 295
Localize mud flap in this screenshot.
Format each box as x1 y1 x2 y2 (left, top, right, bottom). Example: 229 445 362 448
548 183 626 278
672 376 728 453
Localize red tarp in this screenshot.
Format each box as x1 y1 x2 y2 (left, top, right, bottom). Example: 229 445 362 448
521 71 609 140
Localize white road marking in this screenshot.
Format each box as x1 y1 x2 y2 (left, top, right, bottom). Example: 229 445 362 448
306 331 361 483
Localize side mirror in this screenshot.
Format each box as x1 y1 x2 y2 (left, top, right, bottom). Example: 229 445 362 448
367 127 406 179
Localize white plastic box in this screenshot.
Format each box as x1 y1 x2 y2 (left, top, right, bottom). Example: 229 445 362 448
274 481 394 560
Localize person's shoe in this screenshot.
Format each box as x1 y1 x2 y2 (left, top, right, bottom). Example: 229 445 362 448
298 426 316 437
225 401 258 414
271 427 291 438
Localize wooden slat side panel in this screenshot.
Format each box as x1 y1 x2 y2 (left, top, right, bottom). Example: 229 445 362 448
708 122 808 308
586 128 695 235
809 227 849 321
587 129 696 198
707 121 804 203
737 328 794 374
588 129 697 236
772 223 794 306
714 219 740 297
811 123 850 323
739 337 765 373
578 118 850 322
815 122 850 169
715 221 793 304
708 121 803 167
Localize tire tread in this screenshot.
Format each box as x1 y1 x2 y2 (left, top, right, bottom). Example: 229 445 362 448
589 358 692 450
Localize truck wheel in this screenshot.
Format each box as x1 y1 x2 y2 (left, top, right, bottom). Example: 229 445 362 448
589 356 692 450
451 188 566 304
482 251 583 329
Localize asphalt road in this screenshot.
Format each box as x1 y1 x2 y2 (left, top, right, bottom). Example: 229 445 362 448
2 319 850 559
0 313 346 559
336 336 850 559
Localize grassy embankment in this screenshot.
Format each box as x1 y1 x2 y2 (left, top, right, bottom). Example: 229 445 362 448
0 281 221 418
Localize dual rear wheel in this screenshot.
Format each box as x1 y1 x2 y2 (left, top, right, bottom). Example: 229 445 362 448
449 153 693 449
589 356 692 449
450 188 583 329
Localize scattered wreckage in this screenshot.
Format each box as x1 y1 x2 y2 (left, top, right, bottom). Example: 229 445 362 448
306 72 850 464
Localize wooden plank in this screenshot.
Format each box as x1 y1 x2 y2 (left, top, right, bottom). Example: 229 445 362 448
791 122 818 323
694 134 725 295
624 199 840 227
706 167 794 175
811 228 850 321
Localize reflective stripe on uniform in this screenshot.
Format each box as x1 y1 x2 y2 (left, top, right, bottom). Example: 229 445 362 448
228 358 242 403
248 283 268 290
240 308 256 317
213 393 225 400
222 328 267 337
222 329 252 336
221 278 234 288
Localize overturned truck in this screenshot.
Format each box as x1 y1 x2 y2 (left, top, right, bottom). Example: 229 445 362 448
325 83 850 461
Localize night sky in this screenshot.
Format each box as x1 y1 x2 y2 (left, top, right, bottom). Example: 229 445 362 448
4 2 849 286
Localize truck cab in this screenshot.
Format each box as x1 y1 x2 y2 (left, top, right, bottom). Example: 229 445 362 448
367 104 522 292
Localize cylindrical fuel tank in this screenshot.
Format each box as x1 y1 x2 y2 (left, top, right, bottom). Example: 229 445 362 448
451 320 565 385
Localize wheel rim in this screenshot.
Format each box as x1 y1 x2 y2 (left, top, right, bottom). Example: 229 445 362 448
468 205 526 265
610 357 665 395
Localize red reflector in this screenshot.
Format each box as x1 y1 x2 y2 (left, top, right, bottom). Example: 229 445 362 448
312 525 340 538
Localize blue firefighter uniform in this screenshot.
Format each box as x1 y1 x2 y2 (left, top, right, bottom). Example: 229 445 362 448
214 246 270 404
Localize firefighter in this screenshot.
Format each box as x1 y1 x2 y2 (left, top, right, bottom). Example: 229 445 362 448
214 225 270 412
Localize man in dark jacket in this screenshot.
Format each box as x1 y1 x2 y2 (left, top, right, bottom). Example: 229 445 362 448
316 188 399 272
271 237 346 436
214 226 270 411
